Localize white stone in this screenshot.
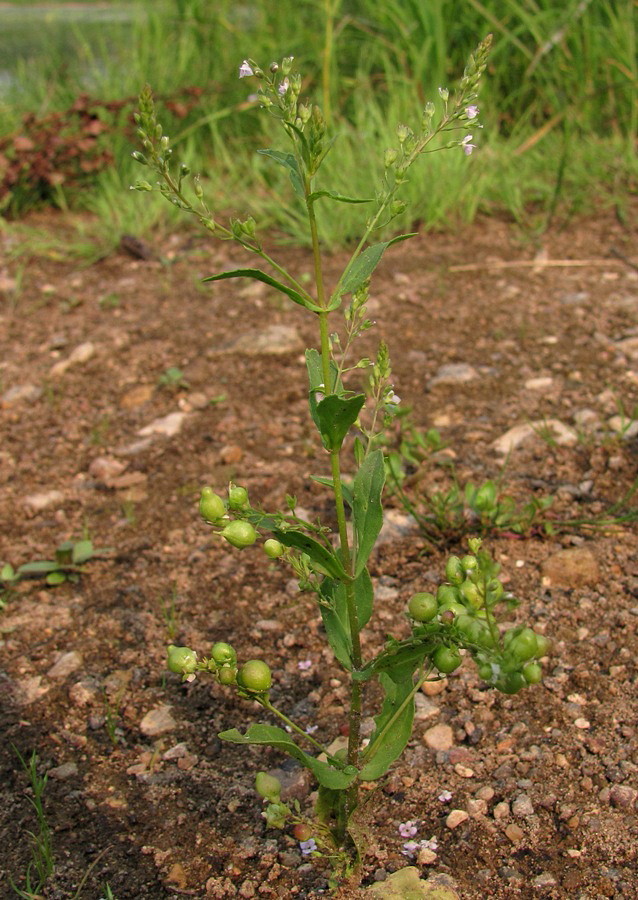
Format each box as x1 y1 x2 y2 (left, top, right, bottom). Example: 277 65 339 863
493 419 577 454
50 341 96 376
48 651 83 680
138 411 188 438
430 363 479 386
140 705 177 736
24 490 65 512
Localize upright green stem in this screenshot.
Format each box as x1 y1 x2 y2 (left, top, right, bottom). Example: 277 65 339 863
306 177 363 829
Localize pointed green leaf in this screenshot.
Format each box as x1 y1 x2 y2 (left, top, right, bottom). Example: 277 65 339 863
307 190 373 205
72 540 94 564
319 579 352 670
352 450 385 577
315 393 365 451
359 673 415 781
305 349 343 434
309 476 353 509
46 572 67 586
272 529 347 581
218 724 357 790
203 269 320 313
353 566 373 629
17 560 60 575
341 234 417 296
257 149 304 198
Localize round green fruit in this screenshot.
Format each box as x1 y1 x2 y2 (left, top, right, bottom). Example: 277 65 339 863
264 538 285 559
445 556 464 586
460 579 483 609
238 659 272 692
534 634 551 657
437 584 462 606
210 641 237 666
167 645 197 676
228 484 249 510
255 771 281 801
222 520 257 549
408 592 438 623
199 487 225 523
508 627 539 662
522 662 543 684
432 645 462 674
217 665 238 685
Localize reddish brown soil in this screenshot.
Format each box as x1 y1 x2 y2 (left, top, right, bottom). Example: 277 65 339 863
0 205 637 899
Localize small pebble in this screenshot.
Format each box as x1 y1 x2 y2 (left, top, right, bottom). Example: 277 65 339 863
446 809 469 829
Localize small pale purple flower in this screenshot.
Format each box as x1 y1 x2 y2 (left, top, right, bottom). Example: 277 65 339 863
298 659 312 671
305 724 318 735
401 840 420 859
300 838 317 856
421 836 438 851
466 105 479 119
239 60 254 79
461 134 477 156
278 77 290 96
398 820 418 838
438 790 452 802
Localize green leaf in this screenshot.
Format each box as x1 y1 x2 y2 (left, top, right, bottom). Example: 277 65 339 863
203 269 320 313
17 560 60 575
353 566 373 630
315 393 365 451
359 673 415 781
1 563 16 582
305 349 343 434
257 149 304 198
219 724 358 790
319 568 373 668
352 449 385 577
271 529 347 581
340 234 417 297
309 476 353 509
72 540 93 564
307 190 373 205
46 572 67 586
319 579 352 670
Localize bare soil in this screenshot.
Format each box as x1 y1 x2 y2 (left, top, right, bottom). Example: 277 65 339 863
1 205 637 900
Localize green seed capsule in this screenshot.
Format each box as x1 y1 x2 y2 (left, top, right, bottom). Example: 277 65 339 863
238 659 272 692
167 645 197 675
264 539 284 559
408 592 438 622
222 520 257 549
199 487 225 523
522 662 543 684
228 484 249 510
432 645 462 674
210 641 237 666
217 665 237 685
445 556 465 586
255 771 282 801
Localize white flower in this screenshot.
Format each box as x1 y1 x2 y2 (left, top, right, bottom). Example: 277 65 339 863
466 105 479 119
298 659 312 671
461 134 477 156
438 790 452 802
239 60 254 78
278 77 290 96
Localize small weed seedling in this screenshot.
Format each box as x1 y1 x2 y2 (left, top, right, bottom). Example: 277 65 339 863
132 41 549 879
11 749 54 899
1 537 112 589
157 366 189 390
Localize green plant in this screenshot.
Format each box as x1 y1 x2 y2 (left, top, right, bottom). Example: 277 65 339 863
11 749 54 899
159 586 181 640
1 537 111 589
157 365 189 390
133 41 548 878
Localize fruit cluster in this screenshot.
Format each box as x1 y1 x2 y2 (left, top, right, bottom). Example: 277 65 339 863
406 544 549 694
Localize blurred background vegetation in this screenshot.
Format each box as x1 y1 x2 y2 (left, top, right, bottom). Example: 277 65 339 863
0 0 636 255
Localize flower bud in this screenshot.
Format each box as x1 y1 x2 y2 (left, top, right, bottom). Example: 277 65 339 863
281 56 294 76
445 556 465 586
131 151 147 165
217 665 237 685
396 123 410 144
384 148 398 168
